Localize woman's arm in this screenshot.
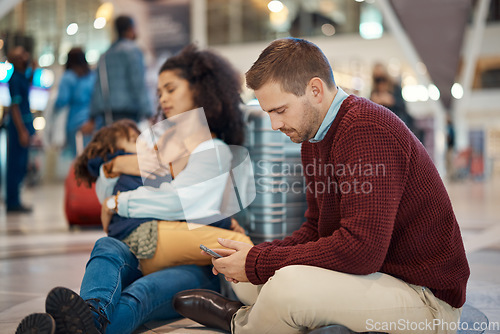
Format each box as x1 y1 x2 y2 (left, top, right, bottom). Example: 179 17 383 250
115 140 232 221
104 134 175 178
95 153 168 203
102 154 141 177
95 165 119 203
95 138 182 203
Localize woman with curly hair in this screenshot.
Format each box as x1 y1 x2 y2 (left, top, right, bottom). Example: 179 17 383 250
70 118 248 273
16 45 251 334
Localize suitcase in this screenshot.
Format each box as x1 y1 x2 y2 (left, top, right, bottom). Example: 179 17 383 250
64 134 102 229
64 163 102 227
239 106 308 244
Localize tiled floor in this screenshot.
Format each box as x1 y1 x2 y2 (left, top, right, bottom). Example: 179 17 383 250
0 178 499 334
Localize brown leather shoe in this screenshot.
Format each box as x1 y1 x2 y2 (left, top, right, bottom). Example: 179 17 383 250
173 289 243 333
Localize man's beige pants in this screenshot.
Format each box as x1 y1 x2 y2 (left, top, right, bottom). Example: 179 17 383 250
231 265 462 334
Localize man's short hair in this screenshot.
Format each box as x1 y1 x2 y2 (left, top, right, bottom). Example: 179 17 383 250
115 15 134 38
246 38 335 96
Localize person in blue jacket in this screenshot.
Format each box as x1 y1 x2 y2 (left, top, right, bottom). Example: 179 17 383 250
88 15 153 130
6 46 36 213
54 47 96 157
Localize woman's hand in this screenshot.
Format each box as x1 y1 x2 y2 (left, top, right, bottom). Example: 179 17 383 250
100 197 114 233
135 139 173 178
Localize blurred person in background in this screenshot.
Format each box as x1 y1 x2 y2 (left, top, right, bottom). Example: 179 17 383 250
5 46 36 213
15 44 248 334
370 63 419 139
54 47 96 157
85 15 153 132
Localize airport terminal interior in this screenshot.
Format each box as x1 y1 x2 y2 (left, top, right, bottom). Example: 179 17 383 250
1 0 500 333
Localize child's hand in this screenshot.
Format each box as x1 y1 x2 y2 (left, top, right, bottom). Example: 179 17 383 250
230 218 245 234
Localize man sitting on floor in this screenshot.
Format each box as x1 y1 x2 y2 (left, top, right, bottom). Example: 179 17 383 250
173 38 470 334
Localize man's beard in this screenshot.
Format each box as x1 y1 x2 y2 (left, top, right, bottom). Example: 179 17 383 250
286 100 320 143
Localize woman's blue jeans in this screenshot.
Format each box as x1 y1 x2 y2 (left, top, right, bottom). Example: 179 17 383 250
80 237 220 334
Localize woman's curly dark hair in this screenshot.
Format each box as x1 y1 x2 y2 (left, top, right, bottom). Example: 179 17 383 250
73 119 140 187
157 44 245 145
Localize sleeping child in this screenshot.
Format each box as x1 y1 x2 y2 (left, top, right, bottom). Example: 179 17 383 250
73 119 252 275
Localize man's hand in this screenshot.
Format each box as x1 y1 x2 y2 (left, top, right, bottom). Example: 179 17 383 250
209 238 253 283
100 197 114 233
10 104 30 147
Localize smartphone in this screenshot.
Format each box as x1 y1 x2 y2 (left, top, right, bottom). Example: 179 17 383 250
200 244 223 259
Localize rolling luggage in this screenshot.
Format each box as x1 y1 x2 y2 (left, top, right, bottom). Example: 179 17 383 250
64 163 102 227
240 106 308 244
63 131 102 227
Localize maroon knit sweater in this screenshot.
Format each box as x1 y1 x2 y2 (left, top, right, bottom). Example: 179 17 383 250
245 95 470 308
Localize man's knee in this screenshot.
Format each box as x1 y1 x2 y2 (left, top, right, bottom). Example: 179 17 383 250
268 265 306 286
258 266 305 308
258 265 347 309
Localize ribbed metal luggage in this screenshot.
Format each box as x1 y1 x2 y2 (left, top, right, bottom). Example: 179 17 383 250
240 106 307 244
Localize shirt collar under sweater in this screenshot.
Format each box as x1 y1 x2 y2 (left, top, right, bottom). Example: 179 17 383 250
309 87 349 143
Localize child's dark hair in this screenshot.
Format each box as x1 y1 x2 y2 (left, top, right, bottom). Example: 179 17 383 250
74 119 140 187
